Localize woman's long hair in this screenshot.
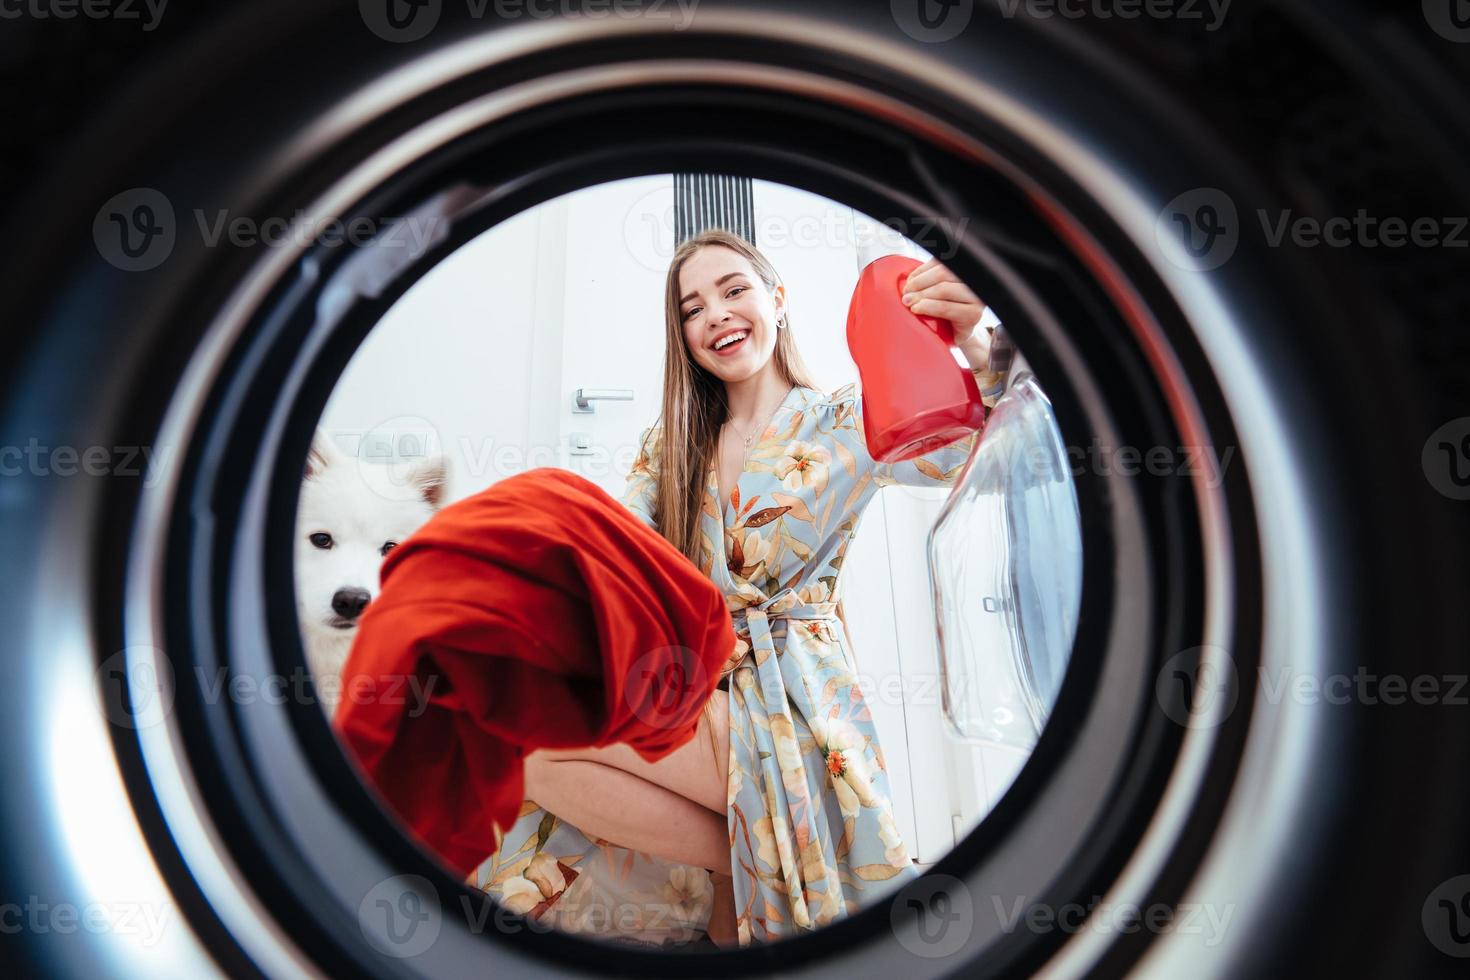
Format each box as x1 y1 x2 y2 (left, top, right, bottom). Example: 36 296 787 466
649 229 821 564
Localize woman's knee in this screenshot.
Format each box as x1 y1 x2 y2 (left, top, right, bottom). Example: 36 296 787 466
524 689 730 811
521 749 566 801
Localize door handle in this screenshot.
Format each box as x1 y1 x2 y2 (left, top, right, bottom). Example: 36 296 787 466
572 388 634 413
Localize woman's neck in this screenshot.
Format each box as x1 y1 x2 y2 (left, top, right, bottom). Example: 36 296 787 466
724 363 793 425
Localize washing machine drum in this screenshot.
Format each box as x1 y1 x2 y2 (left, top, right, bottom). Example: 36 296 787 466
2 2 1468 978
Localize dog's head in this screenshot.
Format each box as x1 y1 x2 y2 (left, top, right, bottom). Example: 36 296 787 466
294 430 447 646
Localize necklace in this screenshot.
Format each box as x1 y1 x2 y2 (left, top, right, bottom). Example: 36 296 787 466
726 386 792 449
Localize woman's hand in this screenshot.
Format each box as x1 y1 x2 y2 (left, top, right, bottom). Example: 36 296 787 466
901 258 992 367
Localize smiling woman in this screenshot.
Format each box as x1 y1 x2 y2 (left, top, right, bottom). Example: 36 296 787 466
464 214 1018 948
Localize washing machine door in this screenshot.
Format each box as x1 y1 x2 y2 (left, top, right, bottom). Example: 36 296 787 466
929 373 1082 751
5 3 1469 977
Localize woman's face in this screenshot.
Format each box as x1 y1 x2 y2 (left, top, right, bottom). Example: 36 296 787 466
678 245 786 385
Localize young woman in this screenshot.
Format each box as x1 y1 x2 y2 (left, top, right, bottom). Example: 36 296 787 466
473 230 1008 949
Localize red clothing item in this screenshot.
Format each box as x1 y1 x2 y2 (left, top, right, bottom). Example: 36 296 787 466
332 467 735 878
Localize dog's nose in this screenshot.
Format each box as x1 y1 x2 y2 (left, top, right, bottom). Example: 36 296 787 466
332 587 371 619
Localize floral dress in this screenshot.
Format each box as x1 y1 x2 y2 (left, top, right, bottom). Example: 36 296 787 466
470 382 982 947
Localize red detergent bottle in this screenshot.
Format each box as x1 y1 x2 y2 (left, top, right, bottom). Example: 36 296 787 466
846 254 987 463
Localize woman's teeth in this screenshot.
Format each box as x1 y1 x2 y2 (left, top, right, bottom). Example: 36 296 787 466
714 331 748 352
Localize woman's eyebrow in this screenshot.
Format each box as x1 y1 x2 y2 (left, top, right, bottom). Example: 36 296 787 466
679 272 746 305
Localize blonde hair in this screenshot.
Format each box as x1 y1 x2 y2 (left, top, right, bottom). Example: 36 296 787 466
647 229 821 564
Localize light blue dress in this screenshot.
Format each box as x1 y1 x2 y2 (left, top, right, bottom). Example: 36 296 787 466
471 382 980 947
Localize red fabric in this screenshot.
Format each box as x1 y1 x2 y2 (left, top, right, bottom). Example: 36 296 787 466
332 467 735 878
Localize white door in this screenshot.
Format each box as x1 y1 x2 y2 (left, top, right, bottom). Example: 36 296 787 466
554 176 677 499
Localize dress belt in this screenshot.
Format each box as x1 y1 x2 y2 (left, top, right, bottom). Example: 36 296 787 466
727 588 838 675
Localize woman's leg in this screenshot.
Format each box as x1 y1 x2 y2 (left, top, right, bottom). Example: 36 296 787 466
527 688 730 814
707 871 737 947
521 690 738 943
521 756 730 871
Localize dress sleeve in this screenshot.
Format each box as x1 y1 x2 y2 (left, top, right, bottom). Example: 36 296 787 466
837 380 987 490
620 425 661 531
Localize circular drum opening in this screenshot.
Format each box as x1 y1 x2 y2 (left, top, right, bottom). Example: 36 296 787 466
13 4 1464 979
119 45 1238 977
300 174 1091 949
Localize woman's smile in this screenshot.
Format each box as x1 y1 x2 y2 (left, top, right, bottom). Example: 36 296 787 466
711 329 750 355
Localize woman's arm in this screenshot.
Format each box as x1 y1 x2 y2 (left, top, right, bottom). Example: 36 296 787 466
620 425 661 531
902 257 1011 407
868 411 982 490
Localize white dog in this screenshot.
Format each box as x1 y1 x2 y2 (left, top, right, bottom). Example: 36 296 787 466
295 430 447 714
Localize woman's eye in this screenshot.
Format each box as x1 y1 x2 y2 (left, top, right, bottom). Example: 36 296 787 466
309 532 333 550
683 306 701 320
380 541 398 557
727 286 745 298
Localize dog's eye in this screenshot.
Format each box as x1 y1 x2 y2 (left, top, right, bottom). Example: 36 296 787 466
380 541 398 557
309 532 333 549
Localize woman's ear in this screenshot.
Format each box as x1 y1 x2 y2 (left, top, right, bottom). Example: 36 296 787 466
772 283 788 328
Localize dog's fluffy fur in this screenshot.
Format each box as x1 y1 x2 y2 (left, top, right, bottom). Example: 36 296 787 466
296 430 446 713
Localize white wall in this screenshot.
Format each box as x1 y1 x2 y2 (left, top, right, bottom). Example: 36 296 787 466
315 177 1028 865
318 204 550 503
